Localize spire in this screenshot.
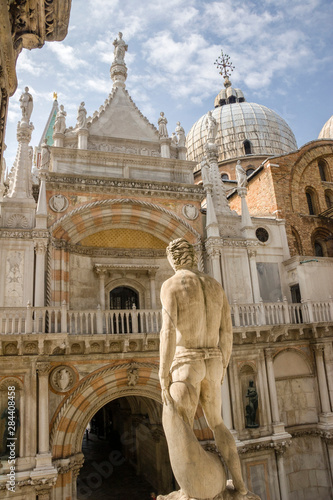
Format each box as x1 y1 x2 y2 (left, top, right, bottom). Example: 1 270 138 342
110 32 128 88
38 94 59 147
7 87 34 200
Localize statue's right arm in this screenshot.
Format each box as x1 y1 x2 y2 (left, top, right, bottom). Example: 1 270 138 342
159 281 177 405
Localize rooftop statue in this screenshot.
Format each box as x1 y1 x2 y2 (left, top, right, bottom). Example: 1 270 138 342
53 105 67 135
158 112 168 138
113 31 128 64
236 160 248 188
19 87 33 123
205 110 218 143
159 238 260 500
76 102 87 129
175 121 185 147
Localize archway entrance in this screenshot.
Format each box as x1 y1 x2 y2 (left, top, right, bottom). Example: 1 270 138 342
77 396 173 499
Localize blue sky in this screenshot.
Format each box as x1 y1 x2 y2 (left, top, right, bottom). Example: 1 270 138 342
4 0 333 168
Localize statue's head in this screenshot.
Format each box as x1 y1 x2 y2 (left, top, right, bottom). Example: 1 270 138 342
166 238 198 271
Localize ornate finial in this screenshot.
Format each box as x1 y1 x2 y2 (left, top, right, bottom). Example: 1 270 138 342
214 51 234 88
53 92 58 100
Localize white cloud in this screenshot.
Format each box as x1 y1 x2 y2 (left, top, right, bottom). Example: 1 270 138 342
16 51 45 76
47 43 88 69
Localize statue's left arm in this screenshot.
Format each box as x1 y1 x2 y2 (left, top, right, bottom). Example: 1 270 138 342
218 289 233 383
159 281 177 405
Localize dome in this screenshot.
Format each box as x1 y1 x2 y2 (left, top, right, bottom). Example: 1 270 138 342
186 85 298 163
318 115 333 139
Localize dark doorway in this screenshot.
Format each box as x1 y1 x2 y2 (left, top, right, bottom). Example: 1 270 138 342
290 284 302 323
78 397 173 499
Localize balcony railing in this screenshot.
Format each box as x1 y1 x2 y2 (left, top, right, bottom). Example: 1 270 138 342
0 299 332 335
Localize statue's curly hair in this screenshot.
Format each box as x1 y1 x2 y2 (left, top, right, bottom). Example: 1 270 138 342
166 238 197 269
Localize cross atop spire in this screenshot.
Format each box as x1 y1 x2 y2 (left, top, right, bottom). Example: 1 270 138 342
214 51 235 88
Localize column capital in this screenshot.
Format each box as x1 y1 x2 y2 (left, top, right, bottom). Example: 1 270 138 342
147 269 157 278
247 248 257 259
312 343 326 355
34 239 48 255
36 362 51 376
205 237 222 257
264 348 275 361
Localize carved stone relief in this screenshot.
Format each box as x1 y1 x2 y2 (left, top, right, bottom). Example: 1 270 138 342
50 366 76 393
6 214 29 228
5 251 24 307
182 204 199 220
49 194 69 212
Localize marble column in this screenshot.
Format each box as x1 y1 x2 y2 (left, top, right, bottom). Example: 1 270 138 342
313 344 332 417
265 349 284 434
148 271 157 309
97 269 106 309
37 362 50 455
205 238 222 285
34 240 47 307
275 448 290 500
247 249 261 304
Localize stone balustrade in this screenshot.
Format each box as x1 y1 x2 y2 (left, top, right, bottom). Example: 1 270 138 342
0 299 332 335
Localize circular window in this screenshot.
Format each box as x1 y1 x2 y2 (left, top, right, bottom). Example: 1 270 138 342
256 227 269 243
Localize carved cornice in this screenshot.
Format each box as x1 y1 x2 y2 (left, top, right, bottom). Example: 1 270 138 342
94 263 159 275
45 172 204 199
239 438 291 455
290 427 333 443
0 229 49 239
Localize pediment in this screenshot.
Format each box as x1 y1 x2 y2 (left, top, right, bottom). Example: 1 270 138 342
88 87 159 143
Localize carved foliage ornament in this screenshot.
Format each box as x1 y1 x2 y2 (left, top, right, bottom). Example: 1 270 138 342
50 365 76 393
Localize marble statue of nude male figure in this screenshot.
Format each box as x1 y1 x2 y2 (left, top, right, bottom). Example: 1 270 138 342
159 238 260 500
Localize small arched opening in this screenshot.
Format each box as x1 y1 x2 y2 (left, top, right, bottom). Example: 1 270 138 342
311 227 333 257
305 188 318 215
318 159 329 182
243 140 252 155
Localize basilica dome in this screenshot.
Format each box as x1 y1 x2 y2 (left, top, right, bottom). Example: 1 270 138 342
186 78 297 164
318 114 333 139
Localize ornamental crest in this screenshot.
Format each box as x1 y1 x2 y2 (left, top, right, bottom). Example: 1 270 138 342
50 366 76 393
49 194 69 213
182 204 198 220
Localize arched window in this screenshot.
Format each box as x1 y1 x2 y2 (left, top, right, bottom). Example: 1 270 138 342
221 173 229 180
318 159 329 181
246 167 255 177
306 190 315 215
311 227 333 258
291 227 303 255
325 190 333 209
243 140 252 155
228 95 236 104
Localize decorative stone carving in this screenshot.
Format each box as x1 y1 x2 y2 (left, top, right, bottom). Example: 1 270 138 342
6 214 29 228
158 112 168 138
159 238 260 500
50 366 76 393
127 365 139 386
5 251 23 307
182 204 198 220
37 362 50 376
4 343 18 355
49 194 69 212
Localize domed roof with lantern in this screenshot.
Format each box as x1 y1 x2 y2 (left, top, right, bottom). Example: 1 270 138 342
186 52 298 163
